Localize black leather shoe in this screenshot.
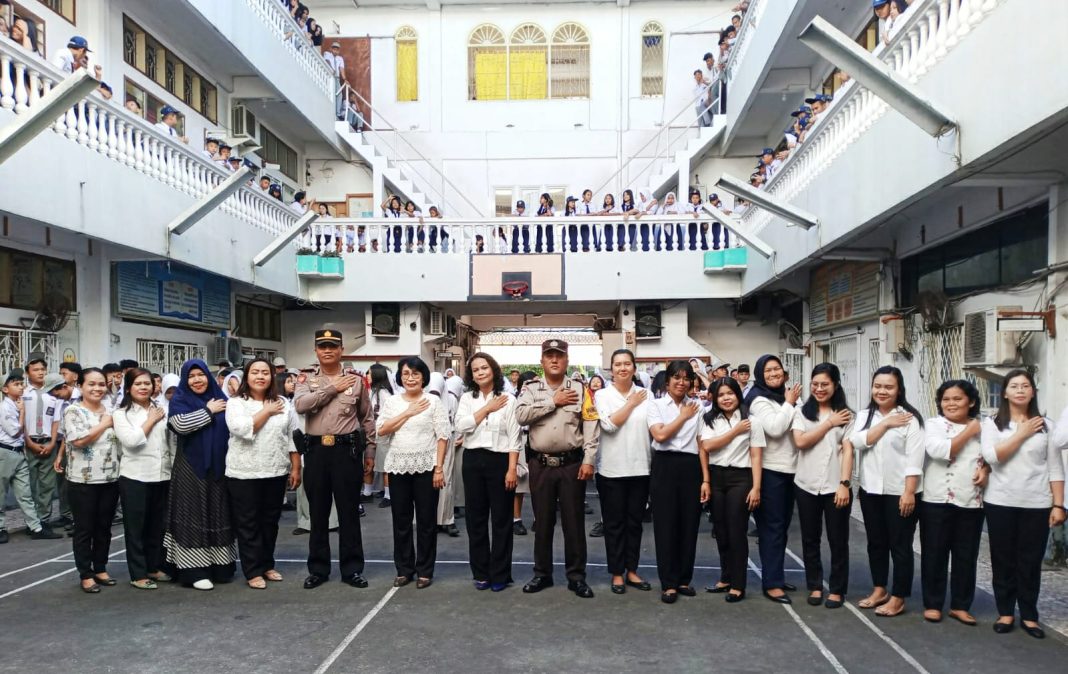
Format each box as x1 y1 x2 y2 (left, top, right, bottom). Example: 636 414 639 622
0 529 8 544
522 576 554 593
783 582 798 592
677 586 696 597
303 575 328 589
344 574 369 588
763 590 792 604
589 521 604 537
513 520 527 536
610 583 625 595
1022 623 1045 639
807 592 824 606
992 621 1014 634
706 583 730 593
626 578 652 591
568 580 594 598
30 527 62 540
444 523 460 537
661 591 678 604
359 504 366 518
93 576 117 586
725 590 746 603
825 597 844 609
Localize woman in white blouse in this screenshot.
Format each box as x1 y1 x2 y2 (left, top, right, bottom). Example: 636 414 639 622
850 366 925 618
225 359 301 590
56 368 120 593
981 369 1066 639
919 379 987 625
647 360 705 604
745 354 801 604
791 363 854 610
377 357 450 589
113 367 174 590
700 377 763 603
593 349 653 595
454 353 520 592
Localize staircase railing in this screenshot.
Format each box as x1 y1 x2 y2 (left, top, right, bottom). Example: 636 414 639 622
340 83 486 218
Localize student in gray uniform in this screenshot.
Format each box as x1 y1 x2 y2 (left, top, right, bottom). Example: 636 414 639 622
1 370 60 542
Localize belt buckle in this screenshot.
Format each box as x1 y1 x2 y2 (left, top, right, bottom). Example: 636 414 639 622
545 454 562 468
321 435 336 447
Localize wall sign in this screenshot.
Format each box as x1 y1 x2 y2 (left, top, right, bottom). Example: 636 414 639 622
114 261 231 330
809 261 881 331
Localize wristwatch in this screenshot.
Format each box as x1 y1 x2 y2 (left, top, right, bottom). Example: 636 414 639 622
839 480 851 488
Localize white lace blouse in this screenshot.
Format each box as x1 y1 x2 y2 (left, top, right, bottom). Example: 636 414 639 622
225 397 300 480
377 392 451 474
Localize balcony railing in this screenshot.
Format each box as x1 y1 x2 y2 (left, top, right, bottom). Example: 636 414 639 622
740 0 1003 234
244 0 334 98
297 214 740 256
723 0 766 86
0 40 297 237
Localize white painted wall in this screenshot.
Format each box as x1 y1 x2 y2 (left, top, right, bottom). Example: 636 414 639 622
480 344 602 368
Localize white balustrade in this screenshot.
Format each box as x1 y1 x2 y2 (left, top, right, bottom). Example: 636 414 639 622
0 40 297 238
724 0 767 85
244 0 334 98
740 0 1003 234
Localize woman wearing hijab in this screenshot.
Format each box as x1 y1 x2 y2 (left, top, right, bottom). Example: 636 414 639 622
164 359 237 590
443 374 467 525
745 354 802 604
428 373 459 537
657 192 681 251
160 373 181 408
222 371 243 399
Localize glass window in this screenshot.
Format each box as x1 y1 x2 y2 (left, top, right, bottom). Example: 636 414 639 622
40 0 75 24
0 246 76 311
640 21 664 97
508 24 547 101
122 16 217 125
550 23 589 99
494 188 513 217
260 126 298 181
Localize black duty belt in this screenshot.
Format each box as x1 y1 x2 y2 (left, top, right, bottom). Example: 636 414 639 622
306 433 361 448
534 448 583 467
0 442 22 452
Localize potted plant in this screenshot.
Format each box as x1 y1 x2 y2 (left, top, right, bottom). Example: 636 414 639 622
296 246 320 276
318 249 345 278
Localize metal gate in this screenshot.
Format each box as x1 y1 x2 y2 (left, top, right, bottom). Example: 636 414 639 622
912 320 998 417
814 334 861 410
779 349 806 393
136 339 206 376
0 327 60 374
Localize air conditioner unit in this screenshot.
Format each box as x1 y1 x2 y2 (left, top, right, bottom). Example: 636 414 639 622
963 306 1021 367
231 104 257 138
211 336 244 365
635 305 662 340
428 308 445 336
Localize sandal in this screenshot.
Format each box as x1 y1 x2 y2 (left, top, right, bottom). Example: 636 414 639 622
130 579 158 590
923 609 943 623
264 570 284 582
948 610 977 626
81 580 101 594
93 575 117 586
247 577 267 590
876 599 906 618
858 592 890 609
148 572 173 583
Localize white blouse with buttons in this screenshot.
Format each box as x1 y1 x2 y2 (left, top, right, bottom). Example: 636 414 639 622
748 397 798 473
849 408 925 496
700 410 765 469
225 397 300 480
594 385 652 477
922 416 984 508
454 390 521 454
792 408 855 496
980 417 1064 509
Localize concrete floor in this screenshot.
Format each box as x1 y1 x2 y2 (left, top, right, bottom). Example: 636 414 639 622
1 495 1066 674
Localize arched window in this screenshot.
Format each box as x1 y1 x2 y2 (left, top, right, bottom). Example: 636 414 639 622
508 23 547 100
550 22 590 99
396 26 418 102
468 24 506 100
640 21 664 97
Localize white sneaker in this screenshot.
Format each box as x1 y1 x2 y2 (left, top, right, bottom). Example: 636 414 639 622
192 579 214 591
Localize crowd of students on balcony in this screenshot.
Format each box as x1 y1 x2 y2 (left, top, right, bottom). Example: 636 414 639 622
695 5 749 126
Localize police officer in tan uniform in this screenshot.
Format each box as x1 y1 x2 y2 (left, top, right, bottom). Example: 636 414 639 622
294 329 377 589
516 339 599 598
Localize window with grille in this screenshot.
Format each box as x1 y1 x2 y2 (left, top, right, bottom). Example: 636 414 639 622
468 24 507 101
235 301 282 342
508 24 547 100
260 126 299 181
136 339 206 377
122 15 218 124
125 78 184 134
549 23 589 99
640 21 664 97
396 25 418 102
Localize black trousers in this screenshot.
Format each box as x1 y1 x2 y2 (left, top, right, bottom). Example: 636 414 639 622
596 474 650 576
754 468 795 590
68 481 120 580
919 502 983 611
305 444 365 579
710 465 752 591
120 477 169 580
650 452 702 591
462 448 515 584
795 486 852 596
859 489 919 597
985 502 1049 621
228 475 287 580
529 454 587 582
389 470 439 579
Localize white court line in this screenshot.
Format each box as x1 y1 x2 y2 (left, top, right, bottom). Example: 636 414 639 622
314 586 400 674
783 547 930 674
747 558 849 674
0 534 124 580
0 547 126 600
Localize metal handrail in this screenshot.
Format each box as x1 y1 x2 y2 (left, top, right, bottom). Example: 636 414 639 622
590 84 721 199
342 83 486 217
722 0 764 84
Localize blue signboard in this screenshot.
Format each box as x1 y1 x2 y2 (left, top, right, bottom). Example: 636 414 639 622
114 261 231 330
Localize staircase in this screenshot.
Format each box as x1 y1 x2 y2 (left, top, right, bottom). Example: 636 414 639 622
338 123 436 215
645 117 726 199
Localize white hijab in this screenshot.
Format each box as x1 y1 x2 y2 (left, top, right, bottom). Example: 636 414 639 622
222 371 243 399
427 372 446 397
638 188 658 213
658 192 680 215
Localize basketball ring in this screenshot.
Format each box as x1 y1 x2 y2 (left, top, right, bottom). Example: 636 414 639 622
502 281 530 298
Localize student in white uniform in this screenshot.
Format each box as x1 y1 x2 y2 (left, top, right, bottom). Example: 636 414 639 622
791 363 854 609
692 69 712 128
981 369 1065 639
700 376 763 603
919 379 986 625
657 191 681 251
850 365 924 618
1 369 52 541
154 106 188 144
52 35 90 74
21 356 61 531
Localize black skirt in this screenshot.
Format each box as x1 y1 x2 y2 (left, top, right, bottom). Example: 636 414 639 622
163 446 237 569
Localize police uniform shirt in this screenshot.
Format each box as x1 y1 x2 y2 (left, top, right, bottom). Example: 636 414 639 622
293 368 377 460
0 397 24 447
515 377 600 464
21 386 58 440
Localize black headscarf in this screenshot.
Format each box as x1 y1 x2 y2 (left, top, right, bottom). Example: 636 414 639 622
168 359 230 480
744 354 786 406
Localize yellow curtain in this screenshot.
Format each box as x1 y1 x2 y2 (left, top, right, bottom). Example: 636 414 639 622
474 50 507 100
508 48 547 100
396 41 418 102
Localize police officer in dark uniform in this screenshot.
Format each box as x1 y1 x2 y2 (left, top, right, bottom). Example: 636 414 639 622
294 329 377 589
516 339 600 598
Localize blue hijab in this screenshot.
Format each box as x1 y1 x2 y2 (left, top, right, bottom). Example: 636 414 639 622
744 354 787 406
168 359 230 480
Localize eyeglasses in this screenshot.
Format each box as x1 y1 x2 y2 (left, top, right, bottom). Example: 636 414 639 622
811 382 833 390
401 372 423 380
